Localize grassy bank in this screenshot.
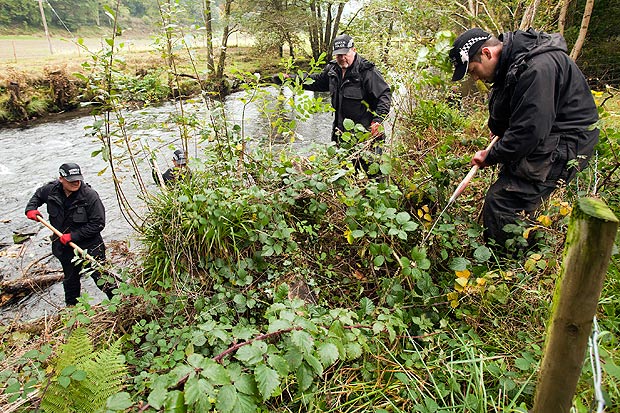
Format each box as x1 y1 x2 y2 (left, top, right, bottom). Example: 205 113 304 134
0 34 283 125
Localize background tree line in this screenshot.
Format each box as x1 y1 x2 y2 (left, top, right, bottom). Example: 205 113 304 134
0 0 618 84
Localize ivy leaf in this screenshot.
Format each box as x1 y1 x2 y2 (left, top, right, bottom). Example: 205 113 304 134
233 373 257 395
291 330 314 354
284 347 303 370
187 353 203 368
267 319 292 333
268 354 290 376
329 168 348 182
515 357 533 371
200 359 231 386
359 297 375 315
235 393 258 413
448 257 470 271
373 255 385 266
70 369 87 381
317 343 340 366
343 118 355 130
296 363 314 391
351 229 365 238
235 341 267 365
255 364 280 400
106 392 133 410
395 211 411 224
184 377 214 405
164 390 185 413
58 375 71 388
380 162 392 174
304 353 324 376
147 387 167 410
216 384 238 413
402 221 419 232
473 246 492 262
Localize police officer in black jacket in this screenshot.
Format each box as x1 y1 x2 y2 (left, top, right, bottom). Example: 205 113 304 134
305 34 391 144
450 28 599 249
276 34 392 146
25 163 113 305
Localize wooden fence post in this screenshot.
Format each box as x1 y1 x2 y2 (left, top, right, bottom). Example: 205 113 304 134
532 197 618 412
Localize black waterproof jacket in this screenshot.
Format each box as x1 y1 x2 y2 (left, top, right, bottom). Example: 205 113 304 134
484 28 599 183
25 180 106 259
303 55 391 142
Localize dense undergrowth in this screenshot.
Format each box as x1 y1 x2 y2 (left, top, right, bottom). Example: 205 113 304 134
1 16 620 413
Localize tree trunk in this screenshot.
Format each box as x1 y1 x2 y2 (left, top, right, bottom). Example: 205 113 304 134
323 5 332 54
558 0 571 34
308 0 319 59
216 0 234 80
569 0 595 61
202 0 215 74
519 0 542 30
0 273 64 306
330 2 345 45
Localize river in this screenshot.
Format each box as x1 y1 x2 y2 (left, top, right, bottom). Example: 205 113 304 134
0 88 333 321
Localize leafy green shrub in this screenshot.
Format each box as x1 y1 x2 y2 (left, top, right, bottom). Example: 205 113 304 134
411 99 467 132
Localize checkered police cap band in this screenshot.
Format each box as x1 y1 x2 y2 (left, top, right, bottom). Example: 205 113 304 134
451 35 491 65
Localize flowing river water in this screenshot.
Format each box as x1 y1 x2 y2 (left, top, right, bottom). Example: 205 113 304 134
0 89 333 322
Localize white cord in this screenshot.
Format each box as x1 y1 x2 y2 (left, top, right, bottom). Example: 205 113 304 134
589 316 605 413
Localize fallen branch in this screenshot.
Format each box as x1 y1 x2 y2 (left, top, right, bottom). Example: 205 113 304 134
0 272 64 308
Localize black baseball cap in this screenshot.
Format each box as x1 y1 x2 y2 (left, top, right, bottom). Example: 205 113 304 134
449 28 492 81
59 163 84 182
173 149 187 165
333 34 354 55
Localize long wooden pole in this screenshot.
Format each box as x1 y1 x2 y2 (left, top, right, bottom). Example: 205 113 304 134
38 0 53 55
35 216 123 283
422 135 499 243
532 197 618 412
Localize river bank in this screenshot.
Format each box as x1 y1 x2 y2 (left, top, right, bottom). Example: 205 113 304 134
0 34 292 126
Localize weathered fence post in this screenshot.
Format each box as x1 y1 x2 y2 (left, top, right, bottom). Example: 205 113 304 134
532 197 618 413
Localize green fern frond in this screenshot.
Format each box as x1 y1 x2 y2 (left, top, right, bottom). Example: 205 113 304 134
53 328 94 374
40 330 127 413
73 342 128 410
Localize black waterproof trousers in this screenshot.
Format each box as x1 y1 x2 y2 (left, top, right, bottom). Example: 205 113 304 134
482 130 598 248
59 245 113 305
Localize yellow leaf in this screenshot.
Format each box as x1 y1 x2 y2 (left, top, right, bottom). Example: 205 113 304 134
447 291 459 301
424 213 432 222
559 205 571 216
417 209 423 218
454 283 464 292
537 215 552 227
344 229 353 244
235 143 243 151
530 253 542 261
455 269 471 279
524 259 536 272
422 205 430 213
476 277 486 286
523 227 532 239
455 277 469 287
450 299 459 308
308 155 316 162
